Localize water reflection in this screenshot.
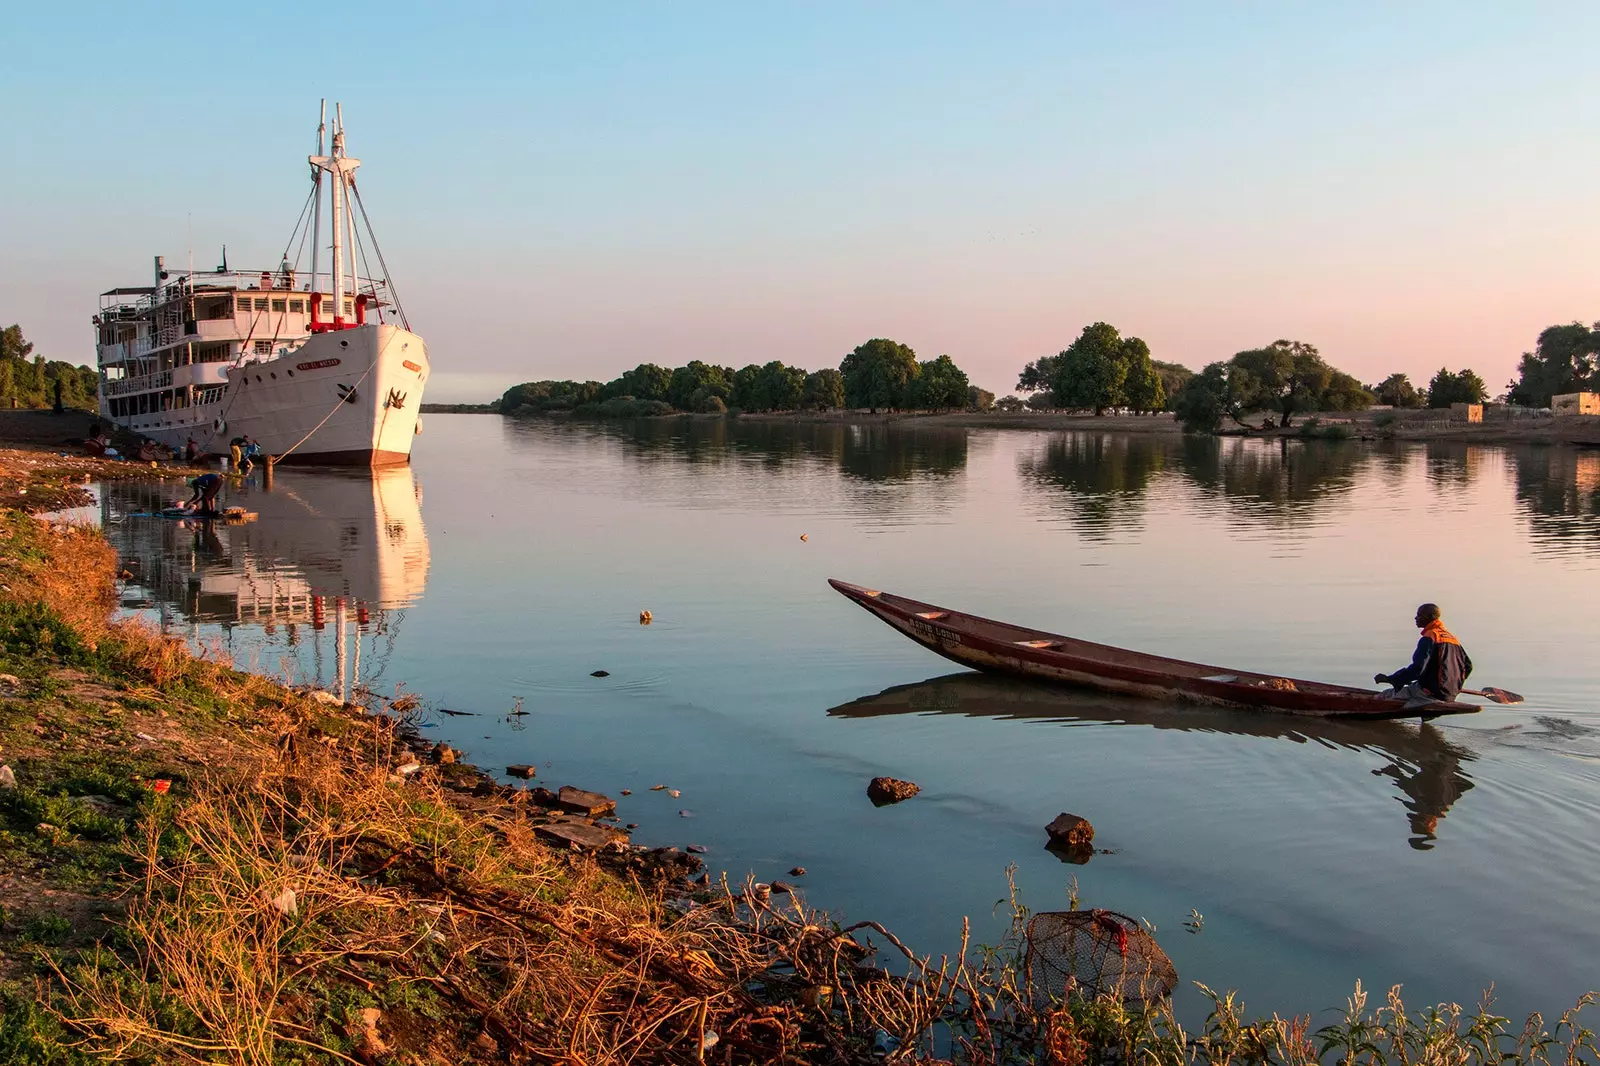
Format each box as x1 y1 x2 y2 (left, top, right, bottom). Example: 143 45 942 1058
1178 437 1366 524
499 417 974 523
829 673 1477 850
589 418 970 482
1018 433 1170 539
1510 448 1600 553
101 468 429 690
1422 442 1491 490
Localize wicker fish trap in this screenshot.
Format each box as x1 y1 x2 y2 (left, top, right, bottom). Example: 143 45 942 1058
1024 909 1177 1007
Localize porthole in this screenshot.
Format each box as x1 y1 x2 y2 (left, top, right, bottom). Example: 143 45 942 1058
270 372 277 379
339 340 349 348
287 369 295 377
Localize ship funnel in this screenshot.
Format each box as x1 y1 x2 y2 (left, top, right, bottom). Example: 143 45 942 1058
154 255 168 285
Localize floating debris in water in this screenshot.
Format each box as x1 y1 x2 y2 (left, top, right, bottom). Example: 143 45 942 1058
590 670 610 678
1185 908 1204 934
639 609 653 625
668 789 681 798
800 533 808 542
687 844 707 854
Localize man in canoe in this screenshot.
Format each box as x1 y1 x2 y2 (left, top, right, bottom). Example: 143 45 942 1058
1374 604 1472 703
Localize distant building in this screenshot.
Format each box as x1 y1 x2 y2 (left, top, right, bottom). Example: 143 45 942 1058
1450 402 1483 423
1552 392 1600 416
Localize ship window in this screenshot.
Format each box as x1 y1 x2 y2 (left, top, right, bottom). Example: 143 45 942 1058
254 298 269 311
343 300 353 316
289 300 304 313
236 297 251 312
271 299 286 313
254 341 272 355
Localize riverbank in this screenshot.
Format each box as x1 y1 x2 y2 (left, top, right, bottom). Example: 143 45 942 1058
0 496 950 1062
1 453 1593 1064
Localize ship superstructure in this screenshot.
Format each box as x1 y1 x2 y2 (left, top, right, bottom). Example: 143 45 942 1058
93 103 429 465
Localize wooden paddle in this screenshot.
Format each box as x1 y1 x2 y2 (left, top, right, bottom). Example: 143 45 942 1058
1463 687 1523 705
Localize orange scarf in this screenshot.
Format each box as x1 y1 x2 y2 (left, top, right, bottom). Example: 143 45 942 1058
1422 620 1460 647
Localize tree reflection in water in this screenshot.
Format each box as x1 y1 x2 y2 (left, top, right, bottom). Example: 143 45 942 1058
1017 433 1170 540
1178 436 1367 519
1510 446 1600 554
828 672 1477 851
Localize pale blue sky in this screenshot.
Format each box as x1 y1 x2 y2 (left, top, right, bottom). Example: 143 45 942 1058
4 3 1598 400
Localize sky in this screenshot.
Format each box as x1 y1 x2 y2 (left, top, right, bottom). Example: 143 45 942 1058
3 3 1598 402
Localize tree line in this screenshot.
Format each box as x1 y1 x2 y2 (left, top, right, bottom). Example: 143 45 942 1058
0 326 98 411
500 340 994 418
500 315 1595 429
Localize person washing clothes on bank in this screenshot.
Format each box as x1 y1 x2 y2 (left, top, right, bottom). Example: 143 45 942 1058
1374 603 1472 704
184 473 224 515
238 437 262 475
228 435 245 471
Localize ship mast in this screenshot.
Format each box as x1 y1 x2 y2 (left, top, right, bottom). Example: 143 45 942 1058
309 102 360 328
310 100 325 292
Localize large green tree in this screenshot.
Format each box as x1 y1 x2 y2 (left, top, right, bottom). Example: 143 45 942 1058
1016 354 1062 395
908 354 970 410
801 368 845 410
840 338 920 411
1229 340 1333 427
1426 367 1489 408
1373 373 1424 408
1320 371 1374 412
1151 360 1193 411
1507 322 1599 408
667 361 732 410
1050 323 1134 415
1121 338 1166 413
1172 363 1237 434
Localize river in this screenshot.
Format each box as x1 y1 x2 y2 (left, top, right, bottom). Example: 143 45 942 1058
96 414 1600 1024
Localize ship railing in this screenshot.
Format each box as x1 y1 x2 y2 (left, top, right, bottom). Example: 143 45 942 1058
99 271 395 315
105 370 174 397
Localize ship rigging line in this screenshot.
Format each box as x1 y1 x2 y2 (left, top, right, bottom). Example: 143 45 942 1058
281 185 317 268
349 182 409 330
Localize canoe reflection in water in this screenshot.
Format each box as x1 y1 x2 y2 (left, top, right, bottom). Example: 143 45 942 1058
827 672 1476 852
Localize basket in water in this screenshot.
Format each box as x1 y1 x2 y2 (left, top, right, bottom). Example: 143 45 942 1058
1024 909 1177 1007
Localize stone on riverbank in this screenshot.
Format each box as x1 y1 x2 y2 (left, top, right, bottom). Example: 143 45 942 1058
533 818 625 851
505 764 537 779
867 776 920 805
557 785 616 817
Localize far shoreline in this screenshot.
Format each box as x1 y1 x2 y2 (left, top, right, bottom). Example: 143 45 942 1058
433 404 1600 448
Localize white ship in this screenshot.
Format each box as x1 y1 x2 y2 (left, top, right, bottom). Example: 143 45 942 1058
92 103 429 466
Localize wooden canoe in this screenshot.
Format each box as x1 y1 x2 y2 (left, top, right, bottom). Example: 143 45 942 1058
828 579 1479 720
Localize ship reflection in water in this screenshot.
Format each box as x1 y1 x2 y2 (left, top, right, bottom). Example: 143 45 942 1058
101 467 429 697
829 672 1476 852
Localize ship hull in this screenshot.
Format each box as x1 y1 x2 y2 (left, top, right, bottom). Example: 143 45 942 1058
100 324 428 466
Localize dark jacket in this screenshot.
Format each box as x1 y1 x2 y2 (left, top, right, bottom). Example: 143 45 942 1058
1388 622 1472 700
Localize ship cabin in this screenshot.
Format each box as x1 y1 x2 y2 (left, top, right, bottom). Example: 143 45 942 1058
94 257 384 436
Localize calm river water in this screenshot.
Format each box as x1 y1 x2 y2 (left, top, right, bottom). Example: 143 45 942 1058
98 415 1600 1023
